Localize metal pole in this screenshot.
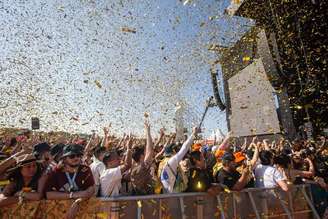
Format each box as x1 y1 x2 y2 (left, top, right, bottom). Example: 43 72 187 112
196 196 204 219
198 96 213 129
158 199 162 219
110 202 120 219
231 193 237 219
247 191 261 219
137 200 142 219
301 187 321 219
179 197 186 219
287 190 294 218
216 195 226 219
273 191 293 219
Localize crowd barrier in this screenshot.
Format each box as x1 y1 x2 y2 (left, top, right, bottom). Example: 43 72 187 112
0 185 320 219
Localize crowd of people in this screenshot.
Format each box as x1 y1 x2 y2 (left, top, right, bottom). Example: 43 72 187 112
0 121 327 218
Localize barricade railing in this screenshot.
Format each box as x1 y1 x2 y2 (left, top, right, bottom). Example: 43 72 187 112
0 184 320 219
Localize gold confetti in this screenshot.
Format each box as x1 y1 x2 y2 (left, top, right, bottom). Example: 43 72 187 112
224 188 231 193
137 200 142 208
196 181 202 189
121 27 136 33
242 56 251 62
94 80 102 89
96 212 108 219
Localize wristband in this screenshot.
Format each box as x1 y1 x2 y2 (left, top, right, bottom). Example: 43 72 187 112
18 191 25 204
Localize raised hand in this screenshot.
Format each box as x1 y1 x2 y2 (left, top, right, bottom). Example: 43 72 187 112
144 120 150 131
127 134 134 150
170 132 177 140
252 136 257 143
103 127 109 135
192 126 200 136
159 128 165 137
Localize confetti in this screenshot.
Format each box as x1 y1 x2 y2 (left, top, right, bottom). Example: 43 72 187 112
242 56 250 62
121 27 136 34
96 212 108 219
1 0 325 143
183 0 191 6
94 80 102 89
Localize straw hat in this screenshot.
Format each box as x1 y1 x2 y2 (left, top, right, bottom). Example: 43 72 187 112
7 154 38 172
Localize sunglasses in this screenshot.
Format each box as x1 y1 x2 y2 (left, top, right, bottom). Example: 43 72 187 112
68 154 81 159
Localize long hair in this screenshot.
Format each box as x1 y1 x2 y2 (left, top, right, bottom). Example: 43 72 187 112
7 163 43 195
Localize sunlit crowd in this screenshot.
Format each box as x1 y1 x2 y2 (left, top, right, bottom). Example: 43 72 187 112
0 122 327 217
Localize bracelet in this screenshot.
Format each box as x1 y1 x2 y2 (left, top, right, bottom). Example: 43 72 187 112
69 192 74 199
18 191 25 204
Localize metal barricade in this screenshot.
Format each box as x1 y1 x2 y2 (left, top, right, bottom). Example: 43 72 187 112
98 185 319 219
0 184 321 219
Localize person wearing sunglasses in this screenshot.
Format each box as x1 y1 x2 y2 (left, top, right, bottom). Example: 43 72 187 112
45 144 95 219
45 144 95 199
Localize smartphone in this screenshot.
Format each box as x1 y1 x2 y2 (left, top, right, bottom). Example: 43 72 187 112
31 117 40 130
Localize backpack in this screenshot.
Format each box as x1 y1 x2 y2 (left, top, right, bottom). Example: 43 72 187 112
158 157 188 193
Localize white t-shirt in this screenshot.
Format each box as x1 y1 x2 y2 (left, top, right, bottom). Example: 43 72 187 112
160 135 194 193
90 157 106 193
90 157 106 186
254 164 286 188
100 167 122 197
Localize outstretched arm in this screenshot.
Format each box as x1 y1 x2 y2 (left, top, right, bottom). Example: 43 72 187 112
101 125 110 149
218 131 232 150
250 142 259 168
120 135 133 173
144 121 154 164
117 133 126 148
84 133 96 154
241 138 247 152
263 139 270 151
154 128 165 148
155 134 171 160
167 127 199 170
0 149 28 176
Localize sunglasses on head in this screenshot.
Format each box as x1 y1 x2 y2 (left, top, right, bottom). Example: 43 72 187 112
68 154 81 159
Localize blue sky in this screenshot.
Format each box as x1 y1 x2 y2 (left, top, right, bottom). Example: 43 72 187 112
0 0 253 137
